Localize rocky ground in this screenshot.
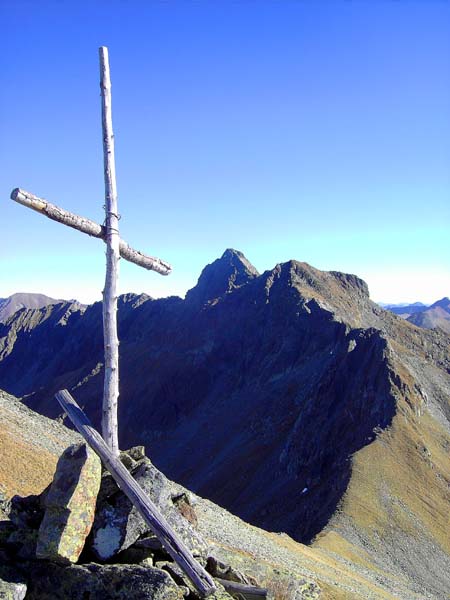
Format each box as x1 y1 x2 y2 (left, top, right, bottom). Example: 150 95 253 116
1 390 449 599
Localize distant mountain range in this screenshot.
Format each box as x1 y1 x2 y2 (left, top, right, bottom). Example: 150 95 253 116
382 297 450 334
0 292 61 322
380 301 428 315
0 249 449 600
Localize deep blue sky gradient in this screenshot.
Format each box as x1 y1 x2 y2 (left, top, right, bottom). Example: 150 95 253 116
1 1 449 303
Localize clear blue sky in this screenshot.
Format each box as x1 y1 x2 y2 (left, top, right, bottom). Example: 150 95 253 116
1 1 449 304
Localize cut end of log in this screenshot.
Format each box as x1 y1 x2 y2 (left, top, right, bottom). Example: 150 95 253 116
10 188 21 201
10 188 50 213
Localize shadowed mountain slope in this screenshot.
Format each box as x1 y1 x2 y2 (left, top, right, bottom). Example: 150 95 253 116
3 387 443 600
1 250 450 598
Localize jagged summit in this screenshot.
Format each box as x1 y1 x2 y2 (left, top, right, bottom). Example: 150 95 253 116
185 248 259 305
248 259 373 331
279 260 370 299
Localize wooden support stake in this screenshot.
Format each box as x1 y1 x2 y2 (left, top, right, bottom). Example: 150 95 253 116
10 188 172 275
99 46 120 456
216 578 267 599
55 389 216 597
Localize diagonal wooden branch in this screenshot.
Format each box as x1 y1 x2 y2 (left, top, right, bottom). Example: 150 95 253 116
55 389 216 597
10 188 172 276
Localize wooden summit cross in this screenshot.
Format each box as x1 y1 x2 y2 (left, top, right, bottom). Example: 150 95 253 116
10 47 216 597
12 46 171 456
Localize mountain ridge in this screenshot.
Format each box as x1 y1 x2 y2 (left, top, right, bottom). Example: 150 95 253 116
1 250 449 598
381 298 450 334
0 292 64 323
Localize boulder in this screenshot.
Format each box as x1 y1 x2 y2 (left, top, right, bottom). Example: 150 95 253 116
0 578 27 600
25 562 184 600
206 555 255 586
0 564 27 600
36 443 101 563
90 456 208 561
155 561 234 600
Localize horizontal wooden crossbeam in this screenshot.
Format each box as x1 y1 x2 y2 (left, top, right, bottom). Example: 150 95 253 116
55 389 216 597
11 188 172 276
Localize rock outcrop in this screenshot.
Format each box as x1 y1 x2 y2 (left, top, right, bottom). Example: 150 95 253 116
0 441 320 599
90 455 208 561
36 443 101 563
24 563 185 600
185 248 259 306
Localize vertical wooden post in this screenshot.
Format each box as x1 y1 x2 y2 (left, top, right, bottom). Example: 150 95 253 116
99 46 120 456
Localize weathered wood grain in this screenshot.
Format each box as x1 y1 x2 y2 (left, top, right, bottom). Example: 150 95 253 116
215 578 267 599
55 389 216 597
99 46 120 457
10 188 172 276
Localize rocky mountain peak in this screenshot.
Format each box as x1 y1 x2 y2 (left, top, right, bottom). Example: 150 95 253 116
329 270 370 297
277 260 370 300
269 260 371 318
185 249 259 305
430 296 450 311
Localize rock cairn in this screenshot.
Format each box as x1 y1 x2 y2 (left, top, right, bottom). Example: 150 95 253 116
0 444 321 599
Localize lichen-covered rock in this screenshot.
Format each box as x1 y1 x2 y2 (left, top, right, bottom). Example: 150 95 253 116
113 544 155 565
0 564 27 600
206 555 255 585
206 581 235 600
25 562 184 599
36 443 101 563
0 579 27 600
265 573 321 600
90 457 208 561
0 490 11 517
